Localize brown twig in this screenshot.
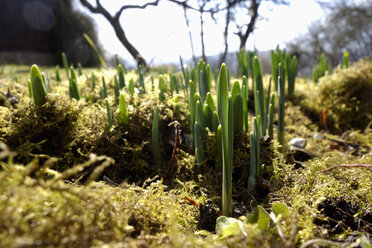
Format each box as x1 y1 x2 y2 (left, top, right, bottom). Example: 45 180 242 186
321 164 372 172
166 121 182 176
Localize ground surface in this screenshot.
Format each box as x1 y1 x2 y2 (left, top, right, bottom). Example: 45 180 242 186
0 62 371 247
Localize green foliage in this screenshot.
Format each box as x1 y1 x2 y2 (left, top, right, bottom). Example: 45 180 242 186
118 64 125 89
114 76 120 104
118 93 129 125
343 51 349 69
83 32 107 68
194 121 205 164
215 124 223 172
158 75 167 102
128 78 135 96
203 103 213 131
205 92 215 113
100 76 108 99
248 117 260 190
91 72 96 90
312 53 332 83
217 63 232 216
233 95 243 135
68 66 80 100
61 52 69 78
195 99 204 130
138 65 146 94
253 56 266 136
277 64 285 149
77 63 83 76
105 99 112 128
1 60 371 247
267 93 275 138
241 76 249 132
271 202 290 218
271 47 286 91
197 59 211 102
246 205 270 231
216 216 246 239
189 80 196 149
55 65 61 82
30 64 47 106
287 54 297 95
27 79 32 98
42 72 51 93
152 106 163 167
237 50 255 85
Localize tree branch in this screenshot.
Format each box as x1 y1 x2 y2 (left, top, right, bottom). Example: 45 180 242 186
238 0 259 50
79 0 148 67
115 0 160 19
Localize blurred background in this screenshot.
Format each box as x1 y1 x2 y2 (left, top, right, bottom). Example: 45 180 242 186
0 0 371 75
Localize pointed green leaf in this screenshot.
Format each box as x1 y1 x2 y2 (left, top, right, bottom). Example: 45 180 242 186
30 64 46 106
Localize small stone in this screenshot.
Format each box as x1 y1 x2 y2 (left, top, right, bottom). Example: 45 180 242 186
290 138 307 149
313 133 323 139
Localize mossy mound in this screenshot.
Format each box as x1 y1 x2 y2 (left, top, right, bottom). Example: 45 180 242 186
312 60 372 132
0 157 205 248
271 152 372 243
3 94 81 165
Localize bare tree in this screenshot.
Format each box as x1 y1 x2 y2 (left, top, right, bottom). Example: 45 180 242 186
170 0 288 66
79 0 160 67
183 5 198 65
287 0 372 74
234 0 288 51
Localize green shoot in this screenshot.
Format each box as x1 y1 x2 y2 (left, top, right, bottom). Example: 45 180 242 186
30 64 47 106
105 99 112 128
55 65 61 82
343 51 349 69
152 106 163 167
61 52 69 78
101 76 108 99
277 66 285 149
114 76 120 105
118 93 128 125
83 32 107 68
118 64 125 89
77 63 83 76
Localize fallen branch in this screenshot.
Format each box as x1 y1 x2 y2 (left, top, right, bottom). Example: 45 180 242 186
322 164 372 173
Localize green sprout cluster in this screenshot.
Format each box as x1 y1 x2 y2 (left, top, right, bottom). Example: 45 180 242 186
0 47 370 248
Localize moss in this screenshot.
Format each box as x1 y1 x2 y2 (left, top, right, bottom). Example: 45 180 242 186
0 157 205 248
4 94 81 166
0 64 371 247
302 60 372 132
271 155 372 243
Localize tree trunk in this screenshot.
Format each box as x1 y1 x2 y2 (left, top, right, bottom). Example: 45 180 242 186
79 0 147 67
110 17 146 67
219 5 231 66
239 0 259 50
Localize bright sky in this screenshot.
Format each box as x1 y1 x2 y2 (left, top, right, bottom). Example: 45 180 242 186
76 0 327 66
